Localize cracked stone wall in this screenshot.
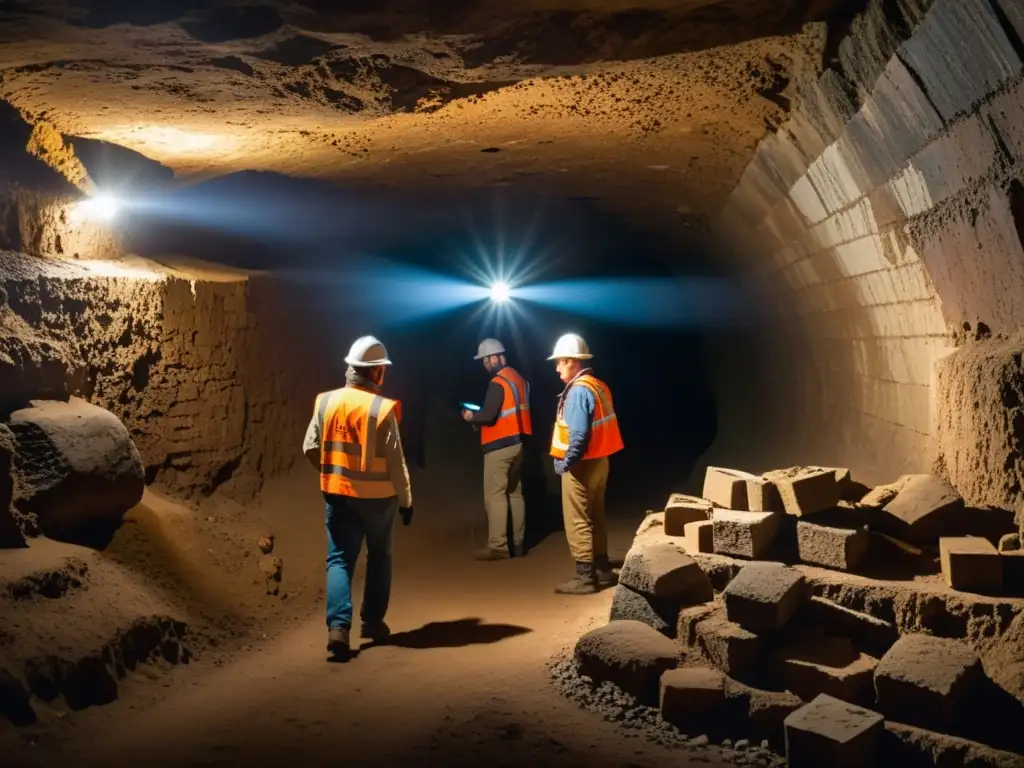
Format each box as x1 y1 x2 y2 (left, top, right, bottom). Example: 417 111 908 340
0 252 332 504
709 0 1024 492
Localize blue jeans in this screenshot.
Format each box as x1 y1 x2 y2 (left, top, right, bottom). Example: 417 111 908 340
324 494 398 630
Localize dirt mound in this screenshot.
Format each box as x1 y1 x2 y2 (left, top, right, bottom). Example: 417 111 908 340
0 538 190 726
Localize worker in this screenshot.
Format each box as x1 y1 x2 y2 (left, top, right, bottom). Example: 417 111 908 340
302 335 414 660
548 332 624 594
462 337 532 560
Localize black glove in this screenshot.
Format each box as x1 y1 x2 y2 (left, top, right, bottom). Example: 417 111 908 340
400 507 413 526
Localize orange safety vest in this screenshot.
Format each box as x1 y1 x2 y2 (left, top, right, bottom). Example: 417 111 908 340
315 385 401 498
550 373 624 460
480 367 533 451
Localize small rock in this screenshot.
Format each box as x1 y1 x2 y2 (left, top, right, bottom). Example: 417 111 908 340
690 734 709 746
736 739 750 749
257 535 275 554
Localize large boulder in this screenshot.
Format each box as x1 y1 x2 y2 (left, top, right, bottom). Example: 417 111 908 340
7 398 145 539
574 620 680 705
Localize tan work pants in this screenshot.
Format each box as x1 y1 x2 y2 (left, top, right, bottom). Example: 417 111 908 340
483 443 525 550
561 456 609 564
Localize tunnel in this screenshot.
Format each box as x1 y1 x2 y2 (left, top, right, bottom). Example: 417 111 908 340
2 0 1024 766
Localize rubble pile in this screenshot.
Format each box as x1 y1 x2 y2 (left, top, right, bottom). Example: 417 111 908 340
554 464 1024 767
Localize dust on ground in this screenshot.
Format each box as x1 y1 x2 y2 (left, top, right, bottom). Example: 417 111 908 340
0 463 755 768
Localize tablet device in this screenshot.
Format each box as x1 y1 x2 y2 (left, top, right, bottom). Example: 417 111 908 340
460 402 481 412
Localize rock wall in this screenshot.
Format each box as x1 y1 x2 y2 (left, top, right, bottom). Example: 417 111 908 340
710 0 1024 487
934 332 1024 510
0 252 332 504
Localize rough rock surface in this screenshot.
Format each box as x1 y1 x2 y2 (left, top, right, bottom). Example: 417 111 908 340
771 636 877 706
873 633 984 732
548 649 787 765
934 332 1024 511
784 694 884 768
659 665 727 722
723 562 807 632
881 474 966 543
609 584 680 638
619 539 713 603
7 398 144 539
0 257 333 504
712 510 780 559
574 620 680 705
0 425 22 547
763 466 841 517
796 512 870 571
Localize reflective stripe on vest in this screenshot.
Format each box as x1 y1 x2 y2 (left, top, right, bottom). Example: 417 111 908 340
317 386 398 498
550 374 624 460
480 367 533 449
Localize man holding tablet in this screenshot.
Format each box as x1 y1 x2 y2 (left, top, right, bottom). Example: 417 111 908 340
462 337 533 560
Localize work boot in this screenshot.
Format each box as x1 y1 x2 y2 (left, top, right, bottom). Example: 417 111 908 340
361 620 391 643
474 546 510 561
513 543 526 558
555 561 598 595
595 555 619 588
327 626 351 658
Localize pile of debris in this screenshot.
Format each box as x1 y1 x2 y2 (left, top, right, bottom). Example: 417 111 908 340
559 464 1024 767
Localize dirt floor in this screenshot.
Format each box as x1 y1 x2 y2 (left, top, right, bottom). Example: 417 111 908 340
0 443 753 768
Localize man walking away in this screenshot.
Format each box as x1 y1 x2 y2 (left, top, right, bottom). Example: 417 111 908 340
303 335 414 659
462 338 532 560
547 332 623 594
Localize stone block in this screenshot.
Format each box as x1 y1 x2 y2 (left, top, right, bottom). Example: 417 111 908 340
772 637 878 706
677 602 717 648
939 536 1002 592
899 0 1022 123
609 583 680 638
723 562 807 632
797 513 870 572
804 597 898 659
746 477 785 513
619 539 713 604
696 614 763 678
882 474 965 542
659 666 727 723
574 620 681 705
683 520 714 554
712 510 780 559
874 633 984 732
664 493 712 535
635 511 664 538
784 694 884 768
703 466 756 509
869 56 945 169
765 466 841 517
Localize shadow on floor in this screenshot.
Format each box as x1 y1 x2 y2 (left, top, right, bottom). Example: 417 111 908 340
373 618 532 650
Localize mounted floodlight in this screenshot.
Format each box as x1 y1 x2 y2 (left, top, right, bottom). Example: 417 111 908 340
490 281 511 303
72 193 121 224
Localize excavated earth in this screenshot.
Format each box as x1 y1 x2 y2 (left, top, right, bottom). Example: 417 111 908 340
0 0 861 236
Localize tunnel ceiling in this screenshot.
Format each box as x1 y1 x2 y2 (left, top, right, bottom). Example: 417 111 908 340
0 1 870 238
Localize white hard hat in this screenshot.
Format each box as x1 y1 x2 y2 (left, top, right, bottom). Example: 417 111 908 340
474 338 506 360
548 333 592 360
344 335 392 367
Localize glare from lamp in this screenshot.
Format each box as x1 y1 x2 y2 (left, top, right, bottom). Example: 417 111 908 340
490 281 511 303
72 194 121 224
